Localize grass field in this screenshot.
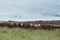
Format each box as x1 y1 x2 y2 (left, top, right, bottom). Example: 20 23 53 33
0 27 60 40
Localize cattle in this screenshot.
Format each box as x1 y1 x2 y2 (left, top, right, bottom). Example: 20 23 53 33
29 23 34 29
29 23 41 29
33 24 40 29
23 23 30 29
18 23 21 28
41 24 56 30
20 23 25 28
7 23 17 28
51 25 60 30
41 24 51 30
0 23 8 27
0 21 60 30
0 23 5 27
37 24 42 29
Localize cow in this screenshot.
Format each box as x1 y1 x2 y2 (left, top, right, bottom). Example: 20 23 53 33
41 24 49 30
18 23 21 28
0 23 4 27
0 22 8 27
29 23 39 29
41 24 55 30
7 22 17 28
37 24 42 29
33 24 38 29
23 23 30 29
29 23 34 29
20 23 25 28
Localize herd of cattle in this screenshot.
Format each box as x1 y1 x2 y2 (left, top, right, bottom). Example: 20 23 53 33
0 22 60 30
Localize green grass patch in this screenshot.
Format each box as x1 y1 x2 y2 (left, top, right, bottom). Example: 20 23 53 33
0 27 60 40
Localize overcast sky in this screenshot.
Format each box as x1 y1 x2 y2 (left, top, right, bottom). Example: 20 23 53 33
0 0 60 21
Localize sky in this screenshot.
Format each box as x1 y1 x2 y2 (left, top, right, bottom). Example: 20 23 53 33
0 0 60 21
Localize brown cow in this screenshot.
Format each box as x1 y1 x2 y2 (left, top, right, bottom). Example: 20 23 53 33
0 23 4 27
33 24 38 29
18 23 21 28
29 23 34 29
20 23 25 28
37 24 42 29
7 22 17 28
23 23 30 29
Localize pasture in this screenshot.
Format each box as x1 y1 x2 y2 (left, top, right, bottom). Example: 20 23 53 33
0 27 60 40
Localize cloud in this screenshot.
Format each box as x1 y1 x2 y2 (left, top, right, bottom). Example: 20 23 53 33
13 4 24 9
0 0 60 21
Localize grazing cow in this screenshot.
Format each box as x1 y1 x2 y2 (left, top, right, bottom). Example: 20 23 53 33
56 26 60 29
29 23 34 29
33 24 38 29
29 23 40 29
8 22 16 28
46 25 52 30
23 23 30 29
41 24 49 30
0 23 4 27
18 23 21 28
3 23 9 27
15 23 19 28
41 24 55 30
37 24 42 29
0 23 8 27
52 25 60 29
20 23 25 28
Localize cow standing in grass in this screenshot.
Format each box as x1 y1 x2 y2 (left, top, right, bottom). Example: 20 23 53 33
18 23 21 28
24 23 30 29
41 24 49 30
20 23 25 28
8 23 16 28
29 23 40 29
29 23 34 29
33 24 38 29
37 24 42 29
0 23 4 27
0 23 8 27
